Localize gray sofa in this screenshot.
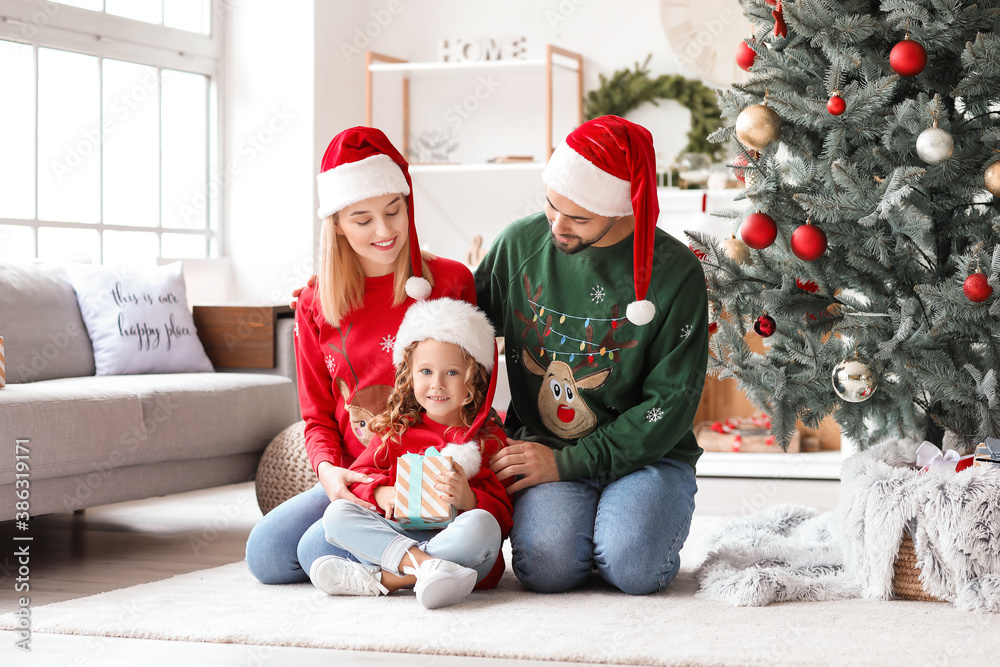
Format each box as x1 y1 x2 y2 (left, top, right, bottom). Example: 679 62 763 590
0 262 300 520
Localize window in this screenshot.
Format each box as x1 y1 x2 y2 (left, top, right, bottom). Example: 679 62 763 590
0 0 219 265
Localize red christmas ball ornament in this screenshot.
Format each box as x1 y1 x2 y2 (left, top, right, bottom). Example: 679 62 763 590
790 221 828 261
732 155 749 183
827 93 846 116
963 271 993 303
796 278 819 293
890 38 927 77
736 40 756 71
739 212 778 250
754 313 777 337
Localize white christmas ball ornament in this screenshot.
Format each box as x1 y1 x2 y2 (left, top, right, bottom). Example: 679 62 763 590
916 127 954 165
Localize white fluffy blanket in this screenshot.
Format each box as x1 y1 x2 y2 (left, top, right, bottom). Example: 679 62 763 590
697 440 1000 612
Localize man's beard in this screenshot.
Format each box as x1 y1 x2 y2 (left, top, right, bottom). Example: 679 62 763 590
548 218 618 255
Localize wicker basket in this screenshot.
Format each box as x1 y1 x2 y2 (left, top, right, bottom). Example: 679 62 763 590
892 532 944 602
255 421 315 515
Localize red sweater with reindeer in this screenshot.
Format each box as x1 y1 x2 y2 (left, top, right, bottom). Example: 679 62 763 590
294 257 476 475
348 417 513 590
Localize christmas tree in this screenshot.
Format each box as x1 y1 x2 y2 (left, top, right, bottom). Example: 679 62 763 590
689 0 1000 451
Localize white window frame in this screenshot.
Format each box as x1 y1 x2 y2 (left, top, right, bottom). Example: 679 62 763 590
0 0 223 263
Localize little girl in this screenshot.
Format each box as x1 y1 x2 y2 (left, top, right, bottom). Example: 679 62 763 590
309 298 512 609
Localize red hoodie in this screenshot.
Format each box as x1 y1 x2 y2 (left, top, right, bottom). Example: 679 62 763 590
349 416 513 590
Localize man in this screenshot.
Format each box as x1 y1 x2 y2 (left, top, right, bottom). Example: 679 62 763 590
479 115 708 595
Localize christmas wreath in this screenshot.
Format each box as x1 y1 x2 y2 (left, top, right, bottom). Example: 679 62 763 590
584 55 723 159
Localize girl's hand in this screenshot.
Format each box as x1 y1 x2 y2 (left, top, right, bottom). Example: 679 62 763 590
435 465 477 511
316 461 377 511
373 485 395 519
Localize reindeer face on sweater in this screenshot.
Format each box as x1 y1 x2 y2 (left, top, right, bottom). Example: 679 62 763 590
336 379 393 446
521 347 610 439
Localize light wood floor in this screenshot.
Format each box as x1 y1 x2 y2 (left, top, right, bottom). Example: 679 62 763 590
1 476 841 665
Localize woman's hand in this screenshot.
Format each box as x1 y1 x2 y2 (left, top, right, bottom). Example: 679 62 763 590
373 485 395 519
290 275 318 310
435 465 477 511
317 461 377 511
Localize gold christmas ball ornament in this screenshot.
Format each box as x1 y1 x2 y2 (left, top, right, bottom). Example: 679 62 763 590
985 162 1000 197
735 104 782 152
723 235 752 265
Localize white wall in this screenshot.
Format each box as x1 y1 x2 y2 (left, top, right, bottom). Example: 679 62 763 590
222 0 714 301
361 0 702 262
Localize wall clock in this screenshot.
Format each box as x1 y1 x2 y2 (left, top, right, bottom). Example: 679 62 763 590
661 0 750 87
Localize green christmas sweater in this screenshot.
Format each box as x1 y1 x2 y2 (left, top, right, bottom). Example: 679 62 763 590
475 212 709 482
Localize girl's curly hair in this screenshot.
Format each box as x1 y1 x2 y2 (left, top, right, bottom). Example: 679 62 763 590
368 340 503 469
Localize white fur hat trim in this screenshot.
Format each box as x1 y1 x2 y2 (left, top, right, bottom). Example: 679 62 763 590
441 441 481 478
316 154 410 219
405 275 432 300
393 298 495 371
542 142 633 217
626 299 655 326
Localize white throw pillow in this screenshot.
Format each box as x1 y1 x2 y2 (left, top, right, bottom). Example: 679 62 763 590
66 262 214 376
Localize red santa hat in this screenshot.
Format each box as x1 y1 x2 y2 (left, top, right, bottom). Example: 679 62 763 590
393 298 499 476
541 115 659 326
317 126 431 300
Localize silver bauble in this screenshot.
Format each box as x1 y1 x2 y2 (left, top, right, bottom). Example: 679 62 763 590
916 127 954 165
831 356 879 403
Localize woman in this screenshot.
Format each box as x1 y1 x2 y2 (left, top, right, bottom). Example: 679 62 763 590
245 126 476 584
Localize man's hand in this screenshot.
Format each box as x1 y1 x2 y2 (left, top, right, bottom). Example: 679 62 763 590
290 274 317 310
373 485 395 519
489 439 559 494
435 464 476 511
316 461 377 510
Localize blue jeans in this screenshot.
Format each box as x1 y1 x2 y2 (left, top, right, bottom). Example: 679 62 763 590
245 483 351 584
322 500 501 582
509 457 697 595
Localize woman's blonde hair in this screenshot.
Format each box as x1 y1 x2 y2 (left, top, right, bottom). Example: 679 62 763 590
316 199 434 327
368 340 502 468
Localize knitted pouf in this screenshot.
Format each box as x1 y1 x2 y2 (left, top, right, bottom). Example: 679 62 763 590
255 421 315 515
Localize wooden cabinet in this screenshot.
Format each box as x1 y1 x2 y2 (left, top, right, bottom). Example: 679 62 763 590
192 305 293 369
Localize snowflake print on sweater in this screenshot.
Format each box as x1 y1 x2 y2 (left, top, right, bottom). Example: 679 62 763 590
681 324 692 339
591 285 605 304
646 407 664 423
324 354 336 374
380 335 395 354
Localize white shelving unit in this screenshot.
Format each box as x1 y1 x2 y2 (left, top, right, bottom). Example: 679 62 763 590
365 46 584 166
408 162 544 174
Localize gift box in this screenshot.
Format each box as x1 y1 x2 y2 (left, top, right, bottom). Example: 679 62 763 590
0 336 5 388
695 412 803 452
393 448 456 529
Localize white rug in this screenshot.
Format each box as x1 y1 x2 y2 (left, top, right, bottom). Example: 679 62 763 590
1 515 993 667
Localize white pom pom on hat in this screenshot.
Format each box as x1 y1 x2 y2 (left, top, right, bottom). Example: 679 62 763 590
542 115 660 325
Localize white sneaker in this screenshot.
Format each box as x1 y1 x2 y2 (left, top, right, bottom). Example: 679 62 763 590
309 555 389 596
406 558 478 609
